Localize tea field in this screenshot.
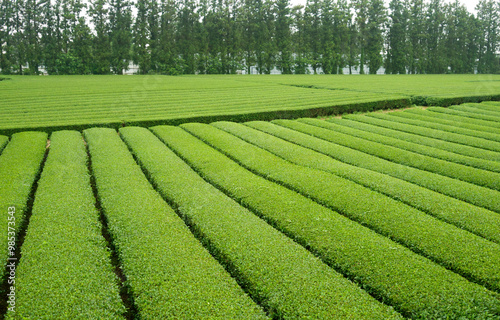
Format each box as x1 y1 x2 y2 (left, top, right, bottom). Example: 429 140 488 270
0 99 499 319
1 74 500 135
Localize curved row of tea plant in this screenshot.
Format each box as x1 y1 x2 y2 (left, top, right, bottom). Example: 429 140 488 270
428 106 500 124
298 118 500 190
152 123 500 319
120 126 401 319
362 113 500 152
388 110 500 141
273 119 500 213
7 131 125 319
0 132 47 282
84 128 266 319
215 120 500 244
392 108 500 135
450 104 500 118
326 116 500 172
182 122 500 293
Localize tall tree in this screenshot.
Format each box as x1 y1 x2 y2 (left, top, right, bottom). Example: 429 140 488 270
425 0 447 73
365 0 386 74
353 0 368 73
275 0 293 74
89 0 111 74
133 0 151 74
320 0 336 74
444 0 478 73
109 0 132 74
291 4 308 74
407 0 425 73
176 0 199 74
476 0 499 74
0 0 16 73
158 0 179 74
385 0 408 74
304 0 321 73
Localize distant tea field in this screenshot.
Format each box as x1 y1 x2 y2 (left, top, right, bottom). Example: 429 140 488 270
0 75 500 319
1 74 500 134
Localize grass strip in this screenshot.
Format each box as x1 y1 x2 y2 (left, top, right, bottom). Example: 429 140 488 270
122 126 402 320
384 111 500 142
183 121 500 293
273 119 500 213
364 112 500 152
0 132 47 277
300 118 500 190
6 131 125 319
156 123 500 319
327 117 500 172
222 120 500 245
427 107 500 126
84 128 267 319
393 108 500 135
341 114 500 162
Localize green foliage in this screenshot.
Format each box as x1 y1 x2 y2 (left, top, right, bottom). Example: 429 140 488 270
366 112 500 152
84 127 266 319
428 106 500 124
450 104 500 119
6 131 125 319
0 135 8 153
184 121 500 294
0 131 47 279
343 112 500 162
298 118 500 190
223 120 500 244
385 110 500 143
274 119 500 213
155 122 500 319
402 107 500 135
125 125 402 319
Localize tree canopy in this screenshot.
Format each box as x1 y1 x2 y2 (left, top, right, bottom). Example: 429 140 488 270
0 0 498 75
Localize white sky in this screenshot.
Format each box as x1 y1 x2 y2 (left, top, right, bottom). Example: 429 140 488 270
289 0 480 14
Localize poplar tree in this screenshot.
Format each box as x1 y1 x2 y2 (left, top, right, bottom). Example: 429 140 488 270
109 0 132 74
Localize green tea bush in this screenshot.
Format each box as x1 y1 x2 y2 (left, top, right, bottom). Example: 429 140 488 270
7 131 125 319
123 126 402 320
84 127 266 319
157 123 500 319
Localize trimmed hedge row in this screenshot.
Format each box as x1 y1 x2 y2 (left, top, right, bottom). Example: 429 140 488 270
393 108 500 135
341 114 500 162
428 106 500 126
184 122 500 293
273 119 500 213
0 135 8 154
84 128 267 319
159 123 500 319
327 117 500 173
383 111 500 143
6 131 125 319
299 118 500 190
364 113 500 152
222 120 500 244
122 126 402 320
479 101 500 111
0 132 47 279
450 104 500 118
404 103 500 133
0 98 411 137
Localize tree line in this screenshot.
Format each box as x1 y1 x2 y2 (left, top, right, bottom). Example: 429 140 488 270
0 0 499 75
